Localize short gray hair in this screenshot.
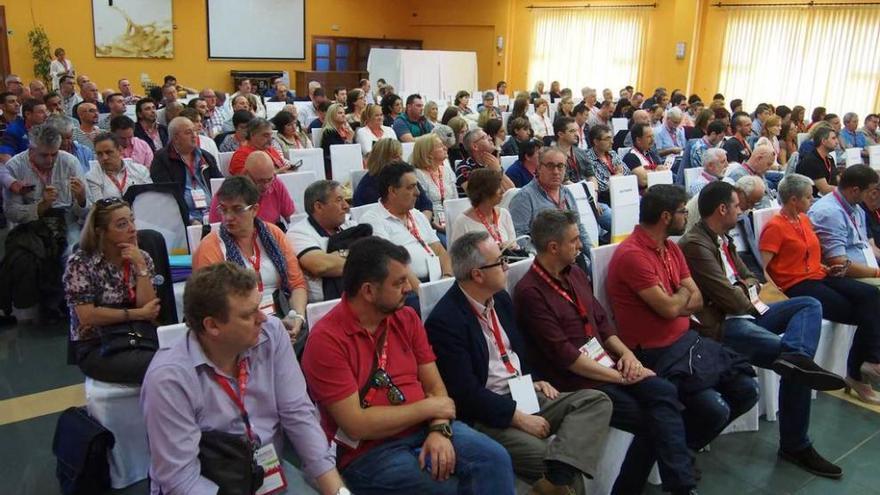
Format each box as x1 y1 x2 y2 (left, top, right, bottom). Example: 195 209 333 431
735 175 764 198
703 147 727 168
246 117 273 139
303 179 341 216
843 112 859 125
450 231 491 281
432 124 455 148
462 128 484 151
665 107 683 122
167 116 192 137
778 173 814 203
28 124 62 149
531 209 579 253
45 114 75 135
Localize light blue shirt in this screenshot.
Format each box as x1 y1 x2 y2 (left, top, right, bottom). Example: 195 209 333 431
808 192 872 264
508 180 592 253
653 124 686 152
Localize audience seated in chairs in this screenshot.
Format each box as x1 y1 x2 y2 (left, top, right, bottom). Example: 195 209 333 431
687 147 727 198
450 168 518 249
46 113 94 174
455 128 515 193
290 180 369 303
411 134 458 243
505 137 542 189
761 173 880 407
680 180 845 478
393 94 434 143
509 147 593 258
426 231 613 494
208 151 294 227
515 209 699 495
0 97 49 161
500 117 533 157
64 198 160 384
133 97 169 152
606 186 759 483
85 132 152 201
585 124 630 207
229 117 296 176
141 262 346 495
796 125 840 197
361 161 453 287
320 103 355 179
271 110 312 156
219 110 253 153
150 117 222 224
352 138 434 215
622 123 666 189
193 176 307 344
686 119 727 173
301 236 516 494
110 115 154 168
723 113 753 165
724 145 778 208
355 103 396 156
653 108 687 159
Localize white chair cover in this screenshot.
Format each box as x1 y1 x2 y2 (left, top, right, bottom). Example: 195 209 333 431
218 152 234 177
565 181 600 248
85 378 149 488
418 278 455 319
646 170 673 188
278 171 317 213
330 144 362 185
157 323 188 349
349 203 376 223
306 298 341 328
609 175 639 243
210 177 225 196
442 198 471 230
506 258 534 297
590 243 619 320
290 148 327 181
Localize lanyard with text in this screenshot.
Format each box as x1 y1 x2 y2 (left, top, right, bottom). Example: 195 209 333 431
361 328 390 408
567 151 582 182
122 261 136 303
475 208 503 245
468 302 518 376
667 126 679 147
246 232 264 292
701 171 716 182
833 191 868 244
720 241 740 279
633 148 656 169
540 185 568 210
107 169 128 196
820 152 832 176
431 167 446 202
405 212 434 255
531 262 593 336
211 358 255 444
655 246 680 291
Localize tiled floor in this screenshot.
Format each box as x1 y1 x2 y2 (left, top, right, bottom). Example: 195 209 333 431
1 308 878 494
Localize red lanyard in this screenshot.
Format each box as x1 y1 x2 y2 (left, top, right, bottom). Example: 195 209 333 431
701 171 716 182
540 185 568 210
122 261 136 303
405 211 434 255
633 148 656 169
667 126 679 147
742 163 758 176
246 232 264 292
655 246 680 290
475 208 503 245
361 328 390 408
599 153 615 174
720 241 740 279
833 191 867 243
430 167 446 202
819 152 832 175
268 149 285 170
735 134 751 152
106 169 128 196
567 151 582 182
211 358 255 443
468 302 518 375
784 214 812 273
531 262 593 336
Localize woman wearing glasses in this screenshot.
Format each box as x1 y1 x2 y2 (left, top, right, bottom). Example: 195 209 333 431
63 198 161 384
193 176 308 343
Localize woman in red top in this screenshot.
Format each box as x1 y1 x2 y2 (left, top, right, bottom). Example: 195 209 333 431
228 117 295 176
760 173 880 405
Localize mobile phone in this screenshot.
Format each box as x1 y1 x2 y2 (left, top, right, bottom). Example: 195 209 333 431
21 184 36 192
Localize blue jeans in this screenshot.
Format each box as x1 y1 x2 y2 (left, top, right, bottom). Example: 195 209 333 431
679 375 759 449
341 421 515 495
597 203 613 245
597 377 695 493
720 296 824 451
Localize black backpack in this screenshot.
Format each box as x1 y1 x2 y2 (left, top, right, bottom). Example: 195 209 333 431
53 406 116 495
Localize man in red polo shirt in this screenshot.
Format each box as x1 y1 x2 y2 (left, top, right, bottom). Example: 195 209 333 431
301 236 514 494
606 184 758 454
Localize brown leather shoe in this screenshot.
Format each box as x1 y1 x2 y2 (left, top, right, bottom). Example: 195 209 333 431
528 477 575 495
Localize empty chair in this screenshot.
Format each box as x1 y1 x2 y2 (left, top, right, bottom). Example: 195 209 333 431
277 171 318 213
290 148 327 180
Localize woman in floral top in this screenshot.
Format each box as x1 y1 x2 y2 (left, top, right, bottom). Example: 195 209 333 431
63 198 160 384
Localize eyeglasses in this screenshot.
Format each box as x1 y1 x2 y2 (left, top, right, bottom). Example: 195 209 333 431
479 256 509 270
217 204 256 217
362 368 406 407
96 197 127 209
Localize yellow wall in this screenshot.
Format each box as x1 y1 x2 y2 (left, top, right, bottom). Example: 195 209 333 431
4 0 412 93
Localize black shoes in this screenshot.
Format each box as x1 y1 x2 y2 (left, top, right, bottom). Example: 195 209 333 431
779 445 843 479
772 353 846 391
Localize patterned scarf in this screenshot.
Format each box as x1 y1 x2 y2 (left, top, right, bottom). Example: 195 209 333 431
219 219 290 295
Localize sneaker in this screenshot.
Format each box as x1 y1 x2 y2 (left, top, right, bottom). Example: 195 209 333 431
779 445 843 479
528 478 575 495
772 353 846 391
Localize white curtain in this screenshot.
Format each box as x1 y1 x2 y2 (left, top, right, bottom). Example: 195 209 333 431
718 6 880 117
528 8 649 93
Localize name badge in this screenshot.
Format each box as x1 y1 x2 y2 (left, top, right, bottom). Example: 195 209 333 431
259 294 275 316
426 255 442 281
254 443 288 495
192 188 208 209
579 337 615 368
508 374 540 414
863 246 879 270
748 285 770 315
334 427 360 450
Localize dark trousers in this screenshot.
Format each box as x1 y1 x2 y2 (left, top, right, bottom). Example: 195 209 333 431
77 343 155 385
597 376 695 493
787 277 880 380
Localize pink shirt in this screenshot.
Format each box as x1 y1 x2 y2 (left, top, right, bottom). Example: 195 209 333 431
208 177 295 225
122 136 155 168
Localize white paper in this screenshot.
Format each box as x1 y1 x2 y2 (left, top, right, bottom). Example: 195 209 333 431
508 374 540 414
845 147 863 167
259 294 275 316
254 443 287 495
868 145 880 170
579 337 616 368
863 246 879 269
426 255 442 282
748 285 770 315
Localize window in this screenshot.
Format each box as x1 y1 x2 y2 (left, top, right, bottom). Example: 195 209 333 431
717 6 880 117
528 8 649 93
312 37 421 72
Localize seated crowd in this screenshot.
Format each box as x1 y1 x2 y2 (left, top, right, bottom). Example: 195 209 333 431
3 72 880 495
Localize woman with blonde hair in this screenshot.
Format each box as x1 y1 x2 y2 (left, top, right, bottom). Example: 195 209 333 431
424 100 440 126
410 134 458 235
355 103 395 156
64 198 160 383
352 138 435 215
320 102 354 179
447 116 470 165
530 81 545 102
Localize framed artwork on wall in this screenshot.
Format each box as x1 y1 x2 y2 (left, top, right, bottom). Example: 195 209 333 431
92 0 174 59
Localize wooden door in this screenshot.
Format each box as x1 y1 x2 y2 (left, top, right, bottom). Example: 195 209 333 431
0 7 10 91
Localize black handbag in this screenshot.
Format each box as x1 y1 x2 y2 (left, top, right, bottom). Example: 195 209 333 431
272 288 291 318
53 406 115 495
322 223 373 300
198 430 265 495
98 319 159 357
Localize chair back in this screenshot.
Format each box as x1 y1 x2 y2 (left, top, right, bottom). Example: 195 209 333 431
306 298 341 328
608 175 639 243
131 190 188 254
591 243 620 320
277 171 318 213
290 148 326 180
647 170 673 188
443 198 471 229
752 206 782 240
564 181 600 248
210 177 225 196
349 203 377 223
401 142 416 162
501 155 517 171
218 152 234 177
506 258 534 297
158 323 188 349
330 144 363 184
419 278 455 319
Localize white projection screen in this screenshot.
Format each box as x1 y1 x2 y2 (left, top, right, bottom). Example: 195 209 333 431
207 0 305 59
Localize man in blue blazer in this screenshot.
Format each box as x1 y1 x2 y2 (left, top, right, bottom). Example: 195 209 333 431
425 232 613 495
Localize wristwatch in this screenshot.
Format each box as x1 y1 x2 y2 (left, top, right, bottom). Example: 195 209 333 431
428 422 454 439
286 310 305 324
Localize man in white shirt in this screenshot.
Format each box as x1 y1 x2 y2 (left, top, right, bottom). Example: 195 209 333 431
361 161 453 284
290 180 358 302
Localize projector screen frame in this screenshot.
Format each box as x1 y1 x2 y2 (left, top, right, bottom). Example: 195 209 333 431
205 0 307 60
